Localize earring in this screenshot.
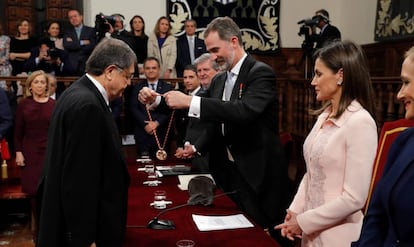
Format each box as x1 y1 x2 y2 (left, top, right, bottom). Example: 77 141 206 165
337 80 343 85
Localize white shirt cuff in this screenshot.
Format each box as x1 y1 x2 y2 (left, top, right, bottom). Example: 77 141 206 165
188 95 201 119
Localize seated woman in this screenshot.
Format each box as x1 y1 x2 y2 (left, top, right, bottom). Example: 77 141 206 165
352 46 414 247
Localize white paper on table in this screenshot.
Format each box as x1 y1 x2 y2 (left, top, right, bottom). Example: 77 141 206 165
192 214 254 231
177 174 214 190
121 135 135 145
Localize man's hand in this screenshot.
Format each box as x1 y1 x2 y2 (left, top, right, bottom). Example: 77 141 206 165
164 91 192 109
138 87 158 105
175 147 185 158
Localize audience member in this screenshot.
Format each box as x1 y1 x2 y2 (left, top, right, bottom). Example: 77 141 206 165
308 9 341 49
43 20 64 50
110 14 135 52
275 40 377 247
351 46 414 247
46 73 57 99
37 38 136 246
24 38 73 76
130 56 173 158
194 53 220 90
129 15 148 77
175 19 206 77
148 16 177 79
14 70 55 240
0 84 16 154
140 17 291 243
122 15 149 133
9 19 38 75
0 87 12 145
63 9 96 75
0 23 12 89
178 53 220 172
174 64 201 156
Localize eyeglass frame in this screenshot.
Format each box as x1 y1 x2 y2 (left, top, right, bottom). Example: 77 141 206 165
113 64 134 80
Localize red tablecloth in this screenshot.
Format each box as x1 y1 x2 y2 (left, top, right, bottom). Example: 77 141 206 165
123 159 280 247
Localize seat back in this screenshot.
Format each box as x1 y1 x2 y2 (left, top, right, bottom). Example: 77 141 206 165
364 118 414 214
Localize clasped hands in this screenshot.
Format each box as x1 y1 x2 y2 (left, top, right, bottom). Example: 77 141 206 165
274 209 302 241
138 87 192 109
174 142 196 159
144 120 159 135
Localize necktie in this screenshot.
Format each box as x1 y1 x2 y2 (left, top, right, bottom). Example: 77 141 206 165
188 37 195 63
224 72 235 101
150 83 156 91
75 27 81 39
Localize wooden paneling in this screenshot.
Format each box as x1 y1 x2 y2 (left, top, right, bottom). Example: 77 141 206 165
3 0 79 36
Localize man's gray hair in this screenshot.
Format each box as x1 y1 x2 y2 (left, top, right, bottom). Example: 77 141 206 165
194 53 220 71
86 38 137 75
203 16 242 46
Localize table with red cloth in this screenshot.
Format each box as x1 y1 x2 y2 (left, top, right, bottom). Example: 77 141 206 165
124 158 281 247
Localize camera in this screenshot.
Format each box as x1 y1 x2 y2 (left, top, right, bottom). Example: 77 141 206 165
297 16 321 36
95 13 116 38
47 48 60 60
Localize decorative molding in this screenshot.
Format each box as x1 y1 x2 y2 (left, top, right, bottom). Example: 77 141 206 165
375 0 414 41
167 0 280 54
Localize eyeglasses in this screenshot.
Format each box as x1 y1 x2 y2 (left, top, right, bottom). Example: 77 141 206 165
114 64 134 80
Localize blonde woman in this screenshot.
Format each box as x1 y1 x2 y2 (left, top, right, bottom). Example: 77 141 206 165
147 16 177 79
14 70 55 239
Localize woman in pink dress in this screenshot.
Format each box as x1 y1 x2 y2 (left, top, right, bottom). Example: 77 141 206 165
275 40 378 246
14 70 55 238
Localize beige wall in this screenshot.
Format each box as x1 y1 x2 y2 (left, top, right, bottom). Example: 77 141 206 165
84 0 377 48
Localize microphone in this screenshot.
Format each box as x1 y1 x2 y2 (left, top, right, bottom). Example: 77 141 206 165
146 190 237 230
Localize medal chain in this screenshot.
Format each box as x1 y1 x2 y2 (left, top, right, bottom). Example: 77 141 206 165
145 104 175 151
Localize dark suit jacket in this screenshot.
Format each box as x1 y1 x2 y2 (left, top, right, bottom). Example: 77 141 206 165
130 80 173 153
195 55 290 228
185 88 211 150
24 47 74 76
352 127 414 247
175 35 206 77
311 24 341 49
36 76 130 247
63 25 97 75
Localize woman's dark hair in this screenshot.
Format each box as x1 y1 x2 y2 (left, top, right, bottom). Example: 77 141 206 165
312 40 376 119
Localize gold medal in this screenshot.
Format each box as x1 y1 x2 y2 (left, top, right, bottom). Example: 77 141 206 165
146 105 175 161
156 149 167 160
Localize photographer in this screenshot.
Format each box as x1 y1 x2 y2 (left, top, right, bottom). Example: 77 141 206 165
24 39 74 76
308 9 341 49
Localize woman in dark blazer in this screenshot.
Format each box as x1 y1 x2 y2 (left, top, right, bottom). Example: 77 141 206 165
352 46 414 247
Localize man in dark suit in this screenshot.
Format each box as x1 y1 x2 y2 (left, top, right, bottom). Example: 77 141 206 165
36 38 136 247
63 9 97 75
308 9 341 49
140 17 290 243
24 38 74 76
175 19 207 77
178 55 220 172
130 57 173 158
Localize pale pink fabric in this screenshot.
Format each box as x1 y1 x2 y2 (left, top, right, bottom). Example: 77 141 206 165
290 100 378 247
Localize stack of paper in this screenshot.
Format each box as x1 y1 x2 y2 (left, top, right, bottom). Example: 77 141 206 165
192 214 254 231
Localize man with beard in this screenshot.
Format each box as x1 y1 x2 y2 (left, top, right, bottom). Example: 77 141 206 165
138 16 290 245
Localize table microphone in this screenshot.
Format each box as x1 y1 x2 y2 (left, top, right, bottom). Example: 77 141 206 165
146 190 237 230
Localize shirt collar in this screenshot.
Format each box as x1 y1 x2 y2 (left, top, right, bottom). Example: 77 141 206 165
322 100 363 127
189 86 201 96
230 52 247 77
86 73 109 106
